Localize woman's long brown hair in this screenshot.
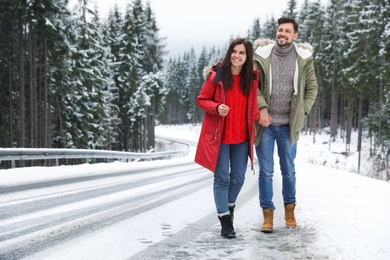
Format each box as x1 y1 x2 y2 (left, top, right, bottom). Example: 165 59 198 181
220 38 254 96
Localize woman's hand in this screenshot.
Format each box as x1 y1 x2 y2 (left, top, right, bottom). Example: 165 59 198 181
218 104 230 117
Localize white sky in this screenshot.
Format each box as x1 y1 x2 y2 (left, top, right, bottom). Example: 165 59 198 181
87 0 328 57
1 124 389 259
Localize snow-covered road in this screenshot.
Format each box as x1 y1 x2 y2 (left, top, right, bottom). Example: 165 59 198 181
1 160 333 260
0 160 212 259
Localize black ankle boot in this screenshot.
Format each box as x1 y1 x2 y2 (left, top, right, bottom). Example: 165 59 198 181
229 205 235 226
218 215 236 239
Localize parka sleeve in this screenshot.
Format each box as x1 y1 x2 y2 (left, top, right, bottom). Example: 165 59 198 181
254 61 268 110
197 78 221 116
303 59 318 115
252 71 260 121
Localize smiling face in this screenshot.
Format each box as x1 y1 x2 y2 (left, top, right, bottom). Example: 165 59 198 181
230 44 247 74
276 22 298 48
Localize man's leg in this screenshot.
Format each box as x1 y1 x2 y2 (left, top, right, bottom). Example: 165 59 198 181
256 126 276 210
276 125 297 227
256 126 276 232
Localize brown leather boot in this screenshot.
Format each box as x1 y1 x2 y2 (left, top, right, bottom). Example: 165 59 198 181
284 204 297 227
260 209 274 233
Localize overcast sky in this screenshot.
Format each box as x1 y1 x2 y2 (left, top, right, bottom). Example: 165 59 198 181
84 0 327 57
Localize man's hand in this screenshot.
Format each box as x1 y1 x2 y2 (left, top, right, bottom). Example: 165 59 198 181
258 108 271 127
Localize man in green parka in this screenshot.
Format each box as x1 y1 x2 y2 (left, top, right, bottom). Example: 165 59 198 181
253 16 318 233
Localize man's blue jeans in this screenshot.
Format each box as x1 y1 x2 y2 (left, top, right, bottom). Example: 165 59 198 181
214 141 249 214
256 125 297 210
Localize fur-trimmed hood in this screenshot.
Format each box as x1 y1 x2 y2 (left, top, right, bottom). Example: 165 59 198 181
203 65 212 80
202 63 223 80
253 38 314 60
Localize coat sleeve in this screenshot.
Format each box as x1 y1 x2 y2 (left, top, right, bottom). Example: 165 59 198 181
252 71 260 121
303 59 318 115
254 61 268 110
197 78 221 116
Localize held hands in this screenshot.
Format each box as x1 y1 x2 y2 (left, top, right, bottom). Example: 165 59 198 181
258 108 272 127
218 104 230 117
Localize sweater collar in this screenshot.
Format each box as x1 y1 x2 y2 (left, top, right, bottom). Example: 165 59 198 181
273 43 294 56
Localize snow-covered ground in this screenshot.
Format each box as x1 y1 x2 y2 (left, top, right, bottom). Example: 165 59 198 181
1 124 389 259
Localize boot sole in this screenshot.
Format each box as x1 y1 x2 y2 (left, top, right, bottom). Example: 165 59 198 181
260 229 273 233
222 234 236 239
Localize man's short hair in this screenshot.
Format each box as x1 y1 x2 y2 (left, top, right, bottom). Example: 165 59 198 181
278 17 298 33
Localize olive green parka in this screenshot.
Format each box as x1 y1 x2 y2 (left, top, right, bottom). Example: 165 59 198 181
253 39 318 145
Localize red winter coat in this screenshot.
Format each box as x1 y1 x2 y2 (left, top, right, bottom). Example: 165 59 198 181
195 64 260 172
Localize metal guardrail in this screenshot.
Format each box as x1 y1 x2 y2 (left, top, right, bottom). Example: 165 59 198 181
0 138 190 168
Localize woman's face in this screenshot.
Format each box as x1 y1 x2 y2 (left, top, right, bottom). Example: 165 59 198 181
230 44 247 70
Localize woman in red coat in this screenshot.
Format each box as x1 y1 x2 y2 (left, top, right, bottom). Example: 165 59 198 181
195 38 260 239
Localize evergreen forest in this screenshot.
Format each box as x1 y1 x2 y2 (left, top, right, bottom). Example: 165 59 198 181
0 0 389 179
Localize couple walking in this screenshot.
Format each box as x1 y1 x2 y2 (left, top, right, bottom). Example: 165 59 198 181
195 16 318 238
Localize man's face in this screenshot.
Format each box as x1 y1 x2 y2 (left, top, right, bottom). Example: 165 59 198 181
276 23 298 48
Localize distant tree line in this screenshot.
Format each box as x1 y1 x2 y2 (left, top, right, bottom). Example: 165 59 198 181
0 0 388 179
0 0 166 153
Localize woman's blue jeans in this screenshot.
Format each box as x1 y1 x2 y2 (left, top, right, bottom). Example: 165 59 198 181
255 125 297 210
214 141 249 214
